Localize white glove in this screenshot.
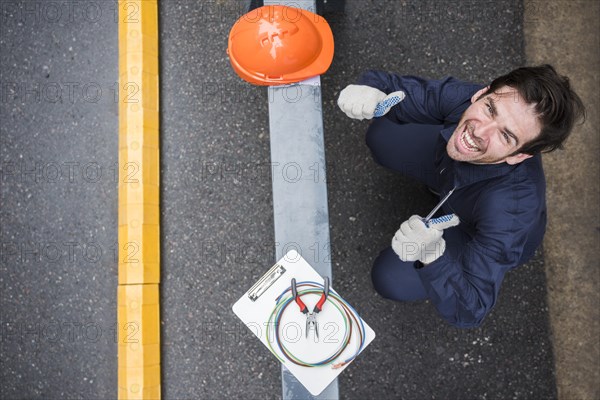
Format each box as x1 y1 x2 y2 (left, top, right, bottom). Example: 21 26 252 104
391 214 460 265
337 84 405 120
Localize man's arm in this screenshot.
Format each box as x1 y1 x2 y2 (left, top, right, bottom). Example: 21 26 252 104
356 70 484 125
415 184 540 328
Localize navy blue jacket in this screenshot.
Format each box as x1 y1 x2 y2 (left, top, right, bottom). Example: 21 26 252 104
359 71 547 328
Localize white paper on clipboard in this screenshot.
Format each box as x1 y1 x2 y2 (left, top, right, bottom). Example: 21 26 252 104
232 250 376 396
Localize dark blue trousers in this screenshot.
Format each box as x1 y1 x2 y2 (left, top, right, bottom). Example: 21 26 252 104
366 117 460 302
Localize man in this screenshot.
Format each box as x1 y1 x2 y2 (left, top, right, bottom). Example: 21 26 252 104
337 65 585 328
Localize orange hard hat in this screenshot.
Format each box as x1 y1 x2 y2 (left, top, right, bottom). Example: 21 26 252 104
227 5 334 86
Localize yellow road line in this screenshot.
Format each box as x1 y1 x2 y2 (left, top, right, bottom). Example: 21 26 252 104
118 1 161 399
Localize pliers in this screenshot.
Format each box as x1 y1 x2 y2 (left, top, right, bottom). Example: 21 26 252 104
291 277 330 339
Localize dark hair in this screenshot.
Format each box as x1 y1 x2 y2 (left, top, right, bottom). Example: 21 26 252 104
483 64 585 155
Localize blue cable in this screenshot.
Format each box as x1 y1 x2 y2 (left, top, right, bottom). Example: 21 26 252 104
272 280 366 367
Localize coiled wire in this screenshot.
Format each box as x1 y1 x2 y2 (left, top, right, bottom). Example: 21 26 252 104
266 280 366 369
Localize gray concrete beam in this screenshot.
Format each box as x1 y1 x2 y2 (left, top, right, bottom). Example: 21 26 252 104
263 2 338 398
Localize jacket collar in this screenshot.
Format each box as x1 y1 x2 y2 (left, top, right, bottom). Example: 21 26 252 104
439 126 518 188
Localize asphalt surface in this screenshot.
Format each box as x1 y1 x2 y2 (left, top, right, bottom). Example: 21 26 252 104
1 0 556 399
0 1 119 399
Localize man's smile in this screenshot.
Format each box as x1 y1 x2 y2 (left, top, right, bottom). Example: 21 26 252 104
456 122 482 153
458 124 482 153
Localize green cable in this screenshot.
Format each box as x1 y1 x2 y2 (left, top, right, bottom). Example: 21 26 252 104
268 290 348 366
266 285 358 368
278 290 350 366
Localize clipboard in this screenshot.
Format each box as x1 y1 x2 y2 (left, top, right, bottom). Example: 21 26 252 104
232 250 376 395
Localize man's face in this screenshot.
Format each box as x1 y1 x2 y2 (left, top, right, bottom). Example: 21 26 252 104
446 86 542 165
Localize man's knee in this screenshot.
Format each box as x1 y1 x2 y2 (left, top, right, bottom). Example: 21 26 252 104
365 120 386 167
371 247 429 302
370 248 400 300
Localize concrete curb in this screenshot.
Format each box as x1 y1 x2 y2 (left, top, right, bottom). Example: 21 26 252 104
524 1 600 399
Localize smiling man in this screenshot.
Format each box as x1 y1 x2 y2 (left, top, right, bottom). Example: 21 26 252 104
338 65 585 328
446 85 542 165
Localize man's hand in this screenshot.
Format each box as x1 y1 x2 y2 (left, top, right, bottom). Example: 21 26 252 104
391 214 460 265
337 84 405 120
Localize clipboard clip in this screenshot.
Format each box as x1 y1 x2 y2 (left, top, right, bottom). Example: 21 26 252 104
248 263 286 302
